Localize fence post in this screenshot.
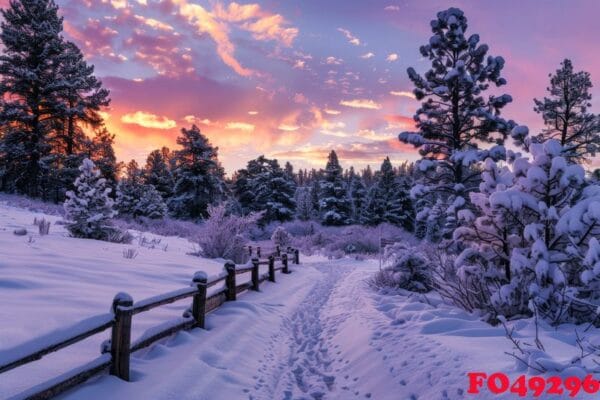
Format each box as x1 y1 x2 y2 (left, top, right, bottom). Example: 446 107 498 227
276 245 281 257
268 255 276 282
192 271 208 329
251 258 260 291
294 249 300 264
110 292 133 381
248 245 253 257
282 253 290 274
225 262 237 301
257 246 261 258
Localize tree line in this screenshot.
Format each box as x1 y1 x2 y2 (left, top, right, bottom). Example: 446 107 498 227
0 0 416 230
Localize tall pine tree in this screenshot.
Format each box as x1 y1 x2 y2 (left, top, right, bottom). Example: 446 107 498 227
169 125 225 219
144 148 174 199
319 150 351 226
534 59 599 163
0 0 65 196
399 7 515 241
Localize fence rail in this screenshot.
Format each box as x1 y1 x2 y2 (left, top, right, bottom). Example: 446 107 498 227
0 248 300 400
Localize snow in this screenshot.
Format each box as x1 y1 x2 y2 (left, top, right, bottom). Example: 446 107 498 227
4 201 600 399
0 201 225 398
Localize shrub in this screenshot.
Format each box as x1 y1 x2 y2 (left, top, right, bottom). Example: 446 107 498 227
271 226 291 247
376 243 432 292
197 204 263 263
122 248 138 259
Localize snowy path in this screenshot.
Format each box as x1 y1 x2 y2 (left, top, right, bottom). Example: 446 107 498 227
58 258 500 400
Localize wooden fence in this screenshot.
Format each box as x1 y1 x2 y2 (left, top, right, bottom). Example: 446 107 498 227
0 247 300 400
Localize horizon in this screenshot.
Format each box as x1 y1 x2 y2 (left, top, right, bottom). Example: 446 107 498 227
8 0 598 174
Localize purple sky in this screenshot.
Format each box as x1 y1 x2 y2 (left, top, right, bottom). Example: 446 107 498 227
12 0 599 173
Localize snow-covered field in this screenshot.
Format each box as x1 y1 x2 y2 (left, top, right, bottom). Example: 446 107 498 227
2 201 600 400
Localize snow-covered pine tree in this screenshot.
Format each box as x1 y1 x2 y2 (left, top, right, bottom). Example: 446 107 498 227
116 159 168 220
399 7 515 241
348 171 366 224
457 138 600 321
534 59 599 163
319 150 351 226
362 157 414 229
64 158 117 240
295 186 314 221
144 148 174 199
134 184 168 219
233 156 296 222
169 125 225 220
0 0 66 196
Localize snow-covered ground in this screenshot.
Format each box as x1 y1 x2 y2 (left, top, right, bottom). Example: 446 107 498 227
2 201 600 399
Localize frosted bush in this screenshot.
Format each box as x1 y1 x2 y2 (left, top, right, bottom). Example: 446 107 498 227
197 204 263 263
378 243 432 292
271 226 292 247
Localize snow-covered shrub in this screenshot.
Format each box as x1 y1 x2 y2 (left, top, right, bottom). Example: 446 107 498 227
197 204 263 263
281 220 316 237
322 226 379 257
271 226 291 247
63 159 120 241
379 243 432 292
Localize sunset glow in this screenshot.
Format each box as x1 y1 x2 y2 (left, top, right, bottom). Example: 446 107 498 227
42 0 600 173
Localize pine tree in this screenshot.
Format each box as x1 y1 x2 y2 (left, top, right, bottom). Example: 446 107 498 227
399 7 515 240
534 59 599 163
295 186 314 221
233 156 296 222
348 172 366 223
116 180 167 219
0 0 66 196
52 41 110 156
64 158 116 240
169 125 225 219
89 127 118 188
319 150 351 226
144 148 174 198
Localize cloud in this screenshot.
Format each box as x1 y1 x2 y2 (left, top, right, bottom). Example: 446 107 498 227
384 5 400 11
172 0 297 76
390 90 416 99
386 53 399 62
324 109 341 115
360 52 375 59
272 140 416 166
134 15 174 31
225 122 256 131
337 28 360 46
278 124 300 132
122 111 177 129
325 56 343 65
340 99 382 110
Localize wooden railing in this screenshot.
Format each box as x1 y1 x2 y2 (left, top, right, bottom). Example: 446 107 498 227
0 249 300 400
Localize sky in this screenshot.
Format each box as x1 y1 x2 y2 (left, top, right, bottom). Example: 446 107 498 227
9 0 600 174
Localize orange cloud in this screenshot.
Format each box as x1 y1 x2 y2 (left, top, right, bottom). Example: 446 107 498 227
121 111 177 129
225 122 255 131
